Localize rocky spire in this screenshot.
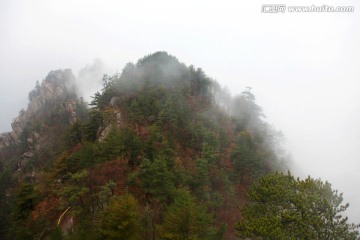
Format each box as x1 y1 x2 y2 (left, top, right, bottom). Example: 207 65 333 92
0 69 79 153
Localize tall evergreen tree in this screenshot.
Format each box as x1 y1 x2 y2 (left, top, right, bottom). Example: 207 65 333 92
99 194 140 240
235 172 359 240
159 189 213 240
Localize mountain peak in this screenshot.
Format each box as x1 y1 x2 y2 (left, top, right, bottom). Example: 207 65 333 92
0 69 81 155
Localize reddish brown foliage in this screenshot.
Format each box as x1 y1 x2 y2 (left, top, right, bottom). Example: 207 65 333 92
88 159 128 195
31 197 60 222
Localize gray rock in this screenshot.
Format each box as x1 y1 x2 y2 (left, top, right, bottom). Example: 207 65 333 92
23 151 34 158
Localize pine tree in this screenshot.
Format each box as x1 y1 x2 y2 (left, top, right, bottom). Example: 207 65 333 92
99 194 140 240
235 172 360 240
140 156 175 201
159 189 213 240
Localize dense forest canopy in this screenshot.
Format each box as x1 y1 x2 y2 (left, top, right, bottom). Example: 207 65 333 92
0 52 357 239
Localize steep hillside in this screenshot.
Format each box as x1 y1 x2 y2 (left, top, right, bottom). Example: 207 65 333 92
0 69 87 171
0 52 285 240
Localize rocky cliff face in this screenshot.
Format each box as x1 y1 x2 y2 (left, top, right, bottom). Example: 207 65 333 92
0 132 16 151
0 69 80 158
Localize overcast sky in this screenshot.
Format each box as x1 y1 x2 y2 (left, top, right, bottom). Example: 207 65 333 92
1 0 360 222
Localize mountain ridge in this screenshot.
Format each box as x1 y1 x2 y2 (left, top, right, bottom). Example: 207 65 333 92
0 52 284 239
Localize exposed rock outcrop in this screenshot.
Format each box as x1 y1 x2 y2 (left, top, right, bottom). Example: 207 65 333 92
0 132 16 151
0 69 80 160
97 96 125 142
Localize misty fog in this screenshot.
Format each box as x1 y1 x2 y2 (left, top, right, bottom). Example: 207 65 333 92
1 0 360 223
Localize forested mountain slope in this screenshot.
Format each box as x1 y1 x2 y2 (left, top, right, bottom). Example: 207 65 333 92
0 52 286 239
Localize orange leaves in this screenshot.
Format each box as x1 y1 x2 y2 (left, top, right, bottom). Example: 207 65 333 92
88 159 128 195
31 197 60 222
